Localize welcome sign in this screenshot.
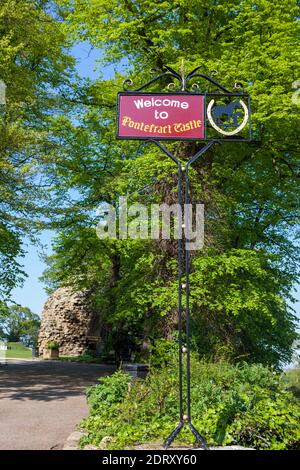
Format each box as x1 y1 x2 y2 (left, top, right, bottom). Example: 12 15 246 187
117 93 205 140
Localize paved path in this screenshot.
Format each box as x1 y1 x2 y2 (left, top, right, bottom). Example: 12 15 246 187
0 360 115 450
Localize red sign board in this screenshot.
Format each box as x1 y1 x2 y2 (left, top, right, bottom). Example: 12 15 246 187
117 93 205 140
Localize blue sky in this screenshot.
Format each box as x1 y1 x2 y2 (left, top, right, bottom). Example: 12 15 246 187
10 42 300 324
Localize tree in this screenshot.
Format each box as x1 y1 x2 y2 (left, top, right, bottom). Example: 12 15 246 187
0 303 40 346
0 0 75 300
42 0 299 365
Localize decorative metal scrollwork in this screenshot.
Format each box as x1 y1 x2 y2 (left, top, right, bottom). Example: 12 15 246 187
122 78 134 91
121 60 250 139
234 81 244 91
122 62 244 94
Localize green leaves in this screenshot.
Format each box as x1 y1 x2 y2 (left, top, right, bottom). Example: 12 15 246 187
0 303 40 345
80 361 300 449
189 249 298 364
41 0 299 365
0 0 75 299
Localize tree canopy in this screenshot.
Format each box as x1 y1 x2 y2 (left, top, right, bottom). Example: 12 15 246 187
0 0 74 299
0 303 40 346
1 0 299 366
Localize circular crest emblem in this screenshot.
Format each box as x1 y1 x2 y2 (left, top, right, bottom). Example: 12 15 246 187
207 99 249 136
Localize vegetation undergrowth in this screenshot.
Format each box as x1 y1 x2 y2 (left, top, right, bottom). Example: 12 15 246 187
80 357 300 450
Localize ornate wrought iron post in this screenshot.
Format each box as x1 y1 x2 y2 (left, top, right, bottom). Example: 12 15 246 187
147 139 215 449
117 62 251 449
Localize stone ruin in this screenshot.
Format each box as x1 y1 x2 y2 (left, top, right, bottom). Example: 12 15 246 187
38 287 102 357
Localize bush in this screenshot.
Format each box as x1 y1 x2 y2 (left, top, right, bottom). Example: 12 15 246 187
47 341 59 350
148 338 178 367
80 359 300 450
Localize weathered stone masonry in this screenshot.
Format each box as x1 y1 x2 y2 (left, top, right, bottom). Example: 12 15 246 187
38 287 102 356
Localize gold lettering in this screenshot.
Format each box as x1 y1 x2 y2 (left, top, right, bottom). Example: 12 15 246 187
121 116 131 126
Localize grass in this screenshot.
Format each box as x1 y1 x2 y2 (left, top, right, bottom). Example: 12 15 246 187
58 353 103 364
5 342 32 359
80 362 300 450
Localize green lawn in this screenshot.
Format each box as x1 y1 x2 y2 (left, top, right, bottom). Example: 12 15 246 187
5 342 32 359
58 353 103 364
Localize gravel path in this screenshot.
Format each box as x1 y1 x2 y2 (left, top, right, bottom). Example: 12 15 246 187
0 359 114 450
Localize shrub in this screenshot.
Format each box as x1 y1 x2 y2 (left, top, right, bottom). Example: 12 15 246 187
80 359 300 450
46 341 59 350
148 338 178 367
86 370 131 414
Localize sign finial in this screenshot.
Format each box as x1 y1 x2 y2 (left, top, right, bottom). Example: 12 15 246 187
180 59 186 91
